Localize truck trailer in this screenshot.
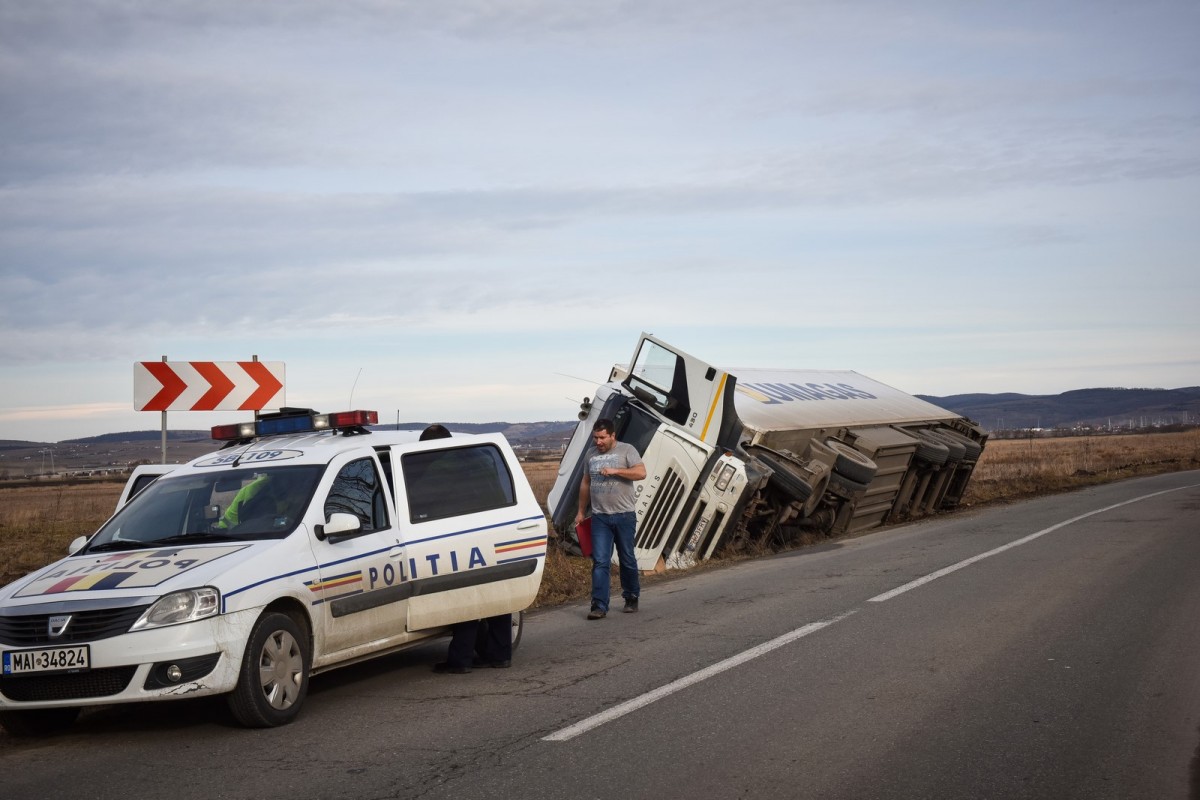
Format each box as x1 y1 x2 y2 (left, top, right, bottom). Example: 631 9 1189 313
548 334 987 571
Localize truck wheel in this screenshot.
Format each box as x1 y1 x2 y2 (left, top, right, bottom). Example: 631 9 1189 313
824 439 877 484
936 429 983 461
914 432 950 467
756 451 815 503
829 472 869 497
925 430 966 463
802 470 831 516
228 611 310 728
0 707 80 737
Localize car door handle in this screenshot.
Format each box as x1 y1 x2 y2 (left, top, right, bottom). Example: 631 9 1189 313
517 520 541 530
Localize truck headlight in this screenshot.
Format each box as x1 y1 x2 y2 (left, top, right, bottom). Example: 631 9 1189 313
714 464 737 492
131 587 220 631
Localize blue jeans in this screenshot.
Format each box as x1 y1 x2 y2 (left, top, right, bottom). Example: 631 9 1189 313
590 511 640 613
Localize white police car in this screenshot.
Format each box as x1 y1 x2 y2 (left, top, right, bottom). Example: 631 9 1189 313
0 409 546 734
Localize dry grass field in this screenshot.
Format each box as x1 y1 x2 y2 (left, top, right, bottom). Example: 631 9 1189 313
961 429 1200 505
1 431 1197 605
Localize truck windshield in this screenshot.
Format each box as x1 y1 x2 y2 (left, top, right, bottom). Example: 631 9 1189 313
625 339 690 425
87 465 324 549
613 404 660 456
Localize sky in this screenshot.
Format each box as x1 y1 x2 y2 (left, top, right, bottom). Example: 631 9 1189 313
1 0 1197 443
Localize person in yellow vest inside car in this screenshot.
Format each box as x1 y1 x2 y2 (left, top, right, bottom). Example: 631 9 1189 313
216 473 285 531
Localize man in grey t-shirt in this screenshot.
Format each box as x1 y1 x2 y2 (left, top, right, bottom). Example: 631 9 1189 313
575 418 646 619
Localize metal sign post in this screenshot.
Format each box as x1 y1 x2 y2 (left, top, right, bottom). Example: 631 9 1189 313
160 355 168 464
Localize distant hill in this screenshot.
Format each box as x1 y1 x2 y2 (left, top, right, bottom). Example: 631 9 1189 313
5 389 1199 481
0 422 580 480
72 430 214 444
364 421 577 447
59 421 579 447
918 387 1200 431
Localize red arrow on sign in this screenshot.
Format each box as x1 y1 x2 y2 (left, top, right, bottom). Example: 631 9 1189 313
192 361 236 410
238 361 284 410
142 361 188 411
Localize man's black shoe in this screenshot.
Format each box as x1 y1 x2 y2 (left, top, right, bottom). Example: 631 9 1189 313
587 605 606 620
432 662 471 674
472 658 512 669
623 598 639 614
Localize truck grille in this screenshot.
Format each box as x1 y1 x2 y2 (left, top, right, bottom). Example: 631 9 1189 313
0 605 149 647
636 468 685 554
1 667 138 702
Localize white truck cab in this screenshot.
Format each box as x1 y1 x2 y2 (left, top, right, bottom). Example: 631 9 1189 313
116 463 178 509
0 409 546 735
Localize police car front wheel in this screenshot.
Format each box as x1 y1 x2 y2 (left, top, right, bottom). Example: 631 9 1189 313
228 611 311 728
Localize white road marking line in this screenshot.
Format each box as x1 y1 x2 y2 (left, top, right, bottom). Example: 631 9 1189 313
868 483 1199 603
541 610 858 742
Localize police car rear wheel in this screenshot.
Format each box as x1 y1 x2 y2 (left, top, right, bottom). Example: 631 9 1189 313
228 612 310 728
511 610 524 650
0 706 81 737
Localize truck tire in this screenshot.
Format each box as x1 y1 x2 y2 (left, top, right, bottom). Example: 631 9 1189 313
746 446 815 503
914 432 950 467
936 429 983 461
925 430 966 463
824 439 877 484
828 471 869 496
228 611 311 728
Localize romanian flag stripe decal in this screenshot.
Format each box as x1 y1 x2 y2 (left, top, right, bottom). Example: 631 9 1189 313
495 537 547 554
306 571 365 596
45 572 138 594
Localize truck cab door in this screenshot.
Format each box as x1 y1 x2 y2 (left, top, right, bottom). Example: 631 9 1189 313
622 333 741 449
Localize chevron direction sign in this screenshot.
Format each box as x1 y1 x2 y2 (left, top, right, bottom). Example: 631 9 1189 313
134 361 285 412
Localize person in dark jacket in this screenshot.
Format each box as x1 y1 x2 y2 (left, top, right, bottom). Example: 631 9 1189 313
418 424 515 674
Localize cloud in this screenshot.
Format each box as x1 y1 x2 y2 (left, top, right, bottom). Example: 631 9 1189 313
1 0 1198 441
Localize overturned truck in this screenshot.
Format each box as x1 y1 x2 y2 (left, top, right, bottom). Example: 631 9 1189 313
548 333 987 570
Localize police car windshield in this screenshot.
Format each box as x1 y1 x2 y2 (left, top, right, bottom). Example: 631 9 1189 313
88 465 324 550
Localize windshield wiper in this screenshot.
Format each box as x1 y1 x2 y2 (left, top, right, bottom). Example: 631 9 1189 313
86 532 242 553
149 533 243 545
85 540 161 553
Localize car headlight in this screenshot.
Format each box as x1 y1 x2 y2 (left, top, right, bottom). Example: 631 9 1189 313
131 587 220 631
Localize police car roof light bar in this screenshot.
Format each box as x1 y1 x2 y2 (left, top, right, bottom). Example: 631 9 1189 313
210 410 378 441
211 421 257 441
256 414 317 437
328 410 378 428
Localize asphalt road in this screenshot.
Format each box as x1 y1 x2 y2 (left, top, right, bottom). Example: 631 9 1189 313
3 471 1199 800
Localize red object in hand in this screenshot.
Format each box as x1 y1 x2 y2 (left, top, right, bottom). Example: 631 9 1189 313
575 518 593 557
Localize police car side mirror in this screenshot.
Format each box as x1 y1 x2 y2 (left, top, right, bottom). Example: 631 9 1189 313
68 535 89 555
315 512 362 543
